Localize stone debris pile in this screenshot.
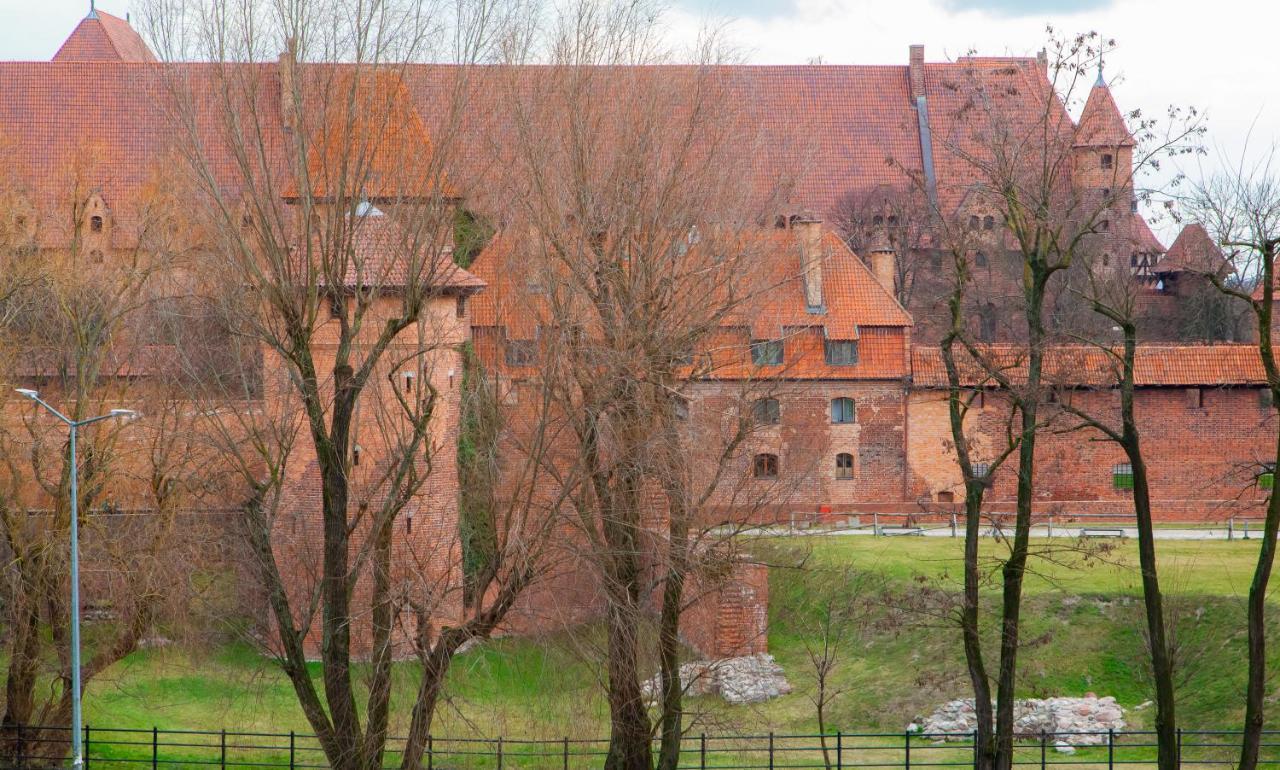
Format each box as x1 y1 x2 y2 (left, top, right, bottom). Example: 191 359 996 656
641 654 793 705
914 695 1125 747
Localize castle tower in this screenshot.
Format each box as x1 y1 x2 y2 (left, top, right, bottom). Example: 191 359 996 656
1072 65 1135 193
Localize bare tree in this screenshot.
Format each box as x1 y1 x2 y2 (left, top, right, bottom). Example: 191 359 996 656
140 1 565 768
1186 150 1280 770
0 150 212 766
910 29 1200 769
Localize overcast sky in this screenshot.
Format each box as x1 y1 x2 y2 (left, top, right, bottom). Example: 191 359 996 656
5 0 1276 240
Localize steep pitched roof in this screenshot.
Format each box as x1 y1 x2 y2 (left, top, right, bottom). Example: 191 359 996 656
1154 223 1230 275
1075 81 1134 148
51 10 157 63
912 343 1266 388
1128 213 1165 255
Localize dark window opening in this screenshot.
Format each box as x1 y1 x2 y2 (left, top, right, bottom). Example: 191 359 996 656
89 249 103 263
1130 252 1139 267
974 251 988 267
887 215 899 226
968 215 980 231
872 215 884 226
1100 219 1111 232
830 397 856 424
835 452 854 480
753 453 779 479
936 491 954 503
353 445 363 467
1101 153 1114 170
750 339 784 366
456 295 467 319
753 397 781 425
982 215 994 230
1102 253 1111 267
505 340 536 367
90 215 103 232
824 339 858 366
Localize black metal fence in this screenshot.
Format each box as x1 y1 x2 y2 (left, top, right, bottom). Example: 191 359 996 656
4 725 1280 769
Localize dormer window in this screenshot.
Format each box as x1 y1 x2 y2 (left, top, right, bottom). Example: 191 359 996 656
1101 153 1114 170
887 215 898 226
968 215 980 231
872 215 884 226
982 216 994 230
824 340 858 366
90 215 103 232
750 340 784 366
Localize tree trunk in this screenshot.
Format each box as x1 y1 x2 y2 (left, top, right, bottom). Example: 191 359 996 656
605 596 654 770
962 481 997 770
655 505 689 770
1239 425 1280 770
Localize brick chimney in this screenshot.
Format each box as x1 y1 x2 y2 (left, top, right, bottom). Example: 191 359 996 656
279 37 298 132
868 243 897 297
909 44 925 102
794 217 825 313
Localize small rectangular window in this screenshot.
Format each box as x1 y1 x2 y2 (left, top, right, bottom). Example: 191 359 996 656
1113 463 1134 490
824 340 858 366
1101 153 1114 170
1262 464 1276 491
750 340 784 366
1187 388 1204 409
972 462 990 479
456 295 467 319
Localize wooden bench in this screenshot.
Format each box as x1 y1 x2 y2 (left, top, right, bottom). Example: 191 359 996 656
1080 527 1126 538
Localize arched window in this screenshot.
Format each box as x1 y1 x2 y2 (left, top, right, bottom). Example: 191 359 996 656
753 453 778 479
830 397 856 424
753 397 781 425
835 452 854 480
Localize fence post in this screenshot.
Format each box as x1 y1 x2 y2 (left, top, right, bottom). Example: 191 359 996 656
1107 728 1114 770
905 731 911 769
1177 728 1183 766
220 728 226 770
972 729 978 767
836 730 842 770
1229 517 1235 540
950 513 957 538
152 726 158 770
1047 513 1053 539
15 722 22 770
700 733 706 770
84 724 90 770
563 736 569 770
1040 731 1046 770
427 735 433 770
769 732 775 770
873 513 880 535
497 736 503 770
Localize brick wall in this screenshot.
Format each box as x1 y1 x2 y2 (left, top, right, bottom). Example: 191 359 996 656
680 560 770 659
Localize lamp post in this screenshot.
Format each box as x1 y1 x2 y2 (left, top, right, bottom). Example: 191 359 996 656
14 389 137 770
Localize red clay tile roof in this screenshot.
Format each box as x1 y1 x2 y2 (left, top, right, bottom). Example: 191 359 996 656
1154 223 1229 275
912 343 1266 388
52 11 157 63
1074 81 1134 148
1128 213 1165 255
305 212 483 291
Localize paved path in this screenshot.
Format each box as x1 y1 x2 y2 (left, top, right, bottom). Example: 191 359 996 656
817 524 1259 541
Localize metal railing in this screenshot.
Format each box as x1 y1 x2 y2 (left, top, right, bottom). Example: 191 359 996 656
4 725 1280 769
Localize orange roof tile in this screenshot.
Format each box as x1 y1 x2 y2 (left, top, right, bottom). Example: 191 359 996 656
52 10 156 63
912 343 1266 388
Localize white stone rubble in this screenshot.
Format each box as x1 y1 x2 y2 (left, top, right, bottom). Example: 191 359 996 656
915 695 1125 745
641 654 792 705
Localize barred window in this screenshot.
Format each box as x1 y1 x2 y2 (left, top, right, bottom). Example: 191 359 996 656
753 453 779 479
972 462 990 479
1113 463 1134 490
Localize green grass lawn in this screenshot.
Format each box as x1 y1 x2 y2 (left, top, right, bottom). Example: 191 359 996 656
73 536 1280 755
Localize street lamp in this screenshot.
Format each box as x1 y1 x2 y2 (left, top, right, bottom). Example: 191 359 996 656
14 389 137 770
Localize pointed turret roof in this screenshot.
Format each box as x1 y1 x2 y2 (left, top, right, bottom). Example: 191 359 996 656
1153 223 1230 276
52 8 157 62
1075 78 1133 148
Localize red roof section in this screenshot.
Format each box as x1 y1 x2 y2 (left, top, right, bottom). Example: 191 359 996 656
1154 223 1229 275
52 11 156 63
912 343 1267 388
304 212 483 291
1074 82 1134 148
